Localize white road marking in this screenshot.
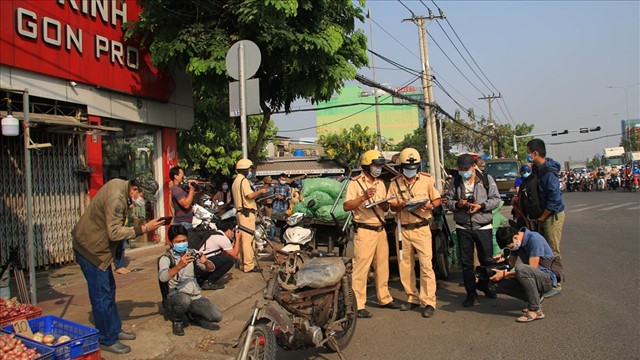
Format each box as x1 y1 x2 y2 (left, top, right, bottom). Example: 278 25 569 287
627 206 640 210
599 203 638 211
570 204 613 212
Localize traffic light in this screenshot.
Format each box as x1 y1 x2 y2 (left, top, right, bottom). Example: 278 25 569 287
590 126 601 132
580 128 588 133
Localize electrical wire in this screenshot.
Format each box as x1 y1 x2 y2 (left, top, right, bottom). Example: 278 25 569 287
397 0 416 17
368 17 421 62
368 50 421 77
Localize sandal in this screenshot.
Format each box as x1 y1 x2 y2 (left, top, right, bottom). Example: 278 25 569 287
516 309 545 322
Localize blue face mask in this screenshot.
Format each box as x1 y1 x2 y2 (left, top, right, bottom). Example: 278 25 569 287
525 153 533 163
522 172 530 179
222 185 228 191
403 168 417 178
172 242 188 253
246 172 254 180
460 170 473 180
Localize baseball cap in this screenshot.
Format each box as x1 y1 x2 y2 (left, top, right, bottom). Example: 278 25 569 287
520 164 531 172
133 175 159 203
457 153 476 168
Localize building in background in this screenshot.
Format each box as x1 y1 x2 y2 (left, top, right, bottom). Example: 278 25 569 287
621 119 640 142
316 85 423 146
0 0 193 266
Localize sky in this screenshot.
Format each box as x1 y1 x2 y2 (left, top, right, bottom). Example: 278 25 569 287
272 0 640 163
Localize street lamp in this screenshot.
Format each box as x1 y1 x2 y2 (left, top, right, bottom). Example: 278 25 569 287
607 83 640 121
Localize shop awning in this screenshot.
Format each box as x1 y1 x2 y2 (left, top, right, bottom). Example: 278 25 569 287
256 157 345 176
1 111 122 132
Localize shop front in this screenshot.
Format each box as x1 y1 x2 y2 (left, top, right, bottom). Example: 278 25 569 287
0 0 194 267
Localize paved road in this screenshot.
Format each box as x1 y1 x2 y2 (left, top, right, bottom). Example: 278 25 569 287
269 191 640 360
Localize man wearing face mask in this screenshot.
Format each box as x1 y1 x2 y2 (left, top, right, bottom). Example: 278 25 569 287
446 154 501 307
344 150 402 319
488 226 560 322
388 148 442 318
525 139 564 297
72 175 165 354
213 181 233 214
195 217 241 290
232 158 268 273
514 164 531 194
159 225 223 336
273 173 292 219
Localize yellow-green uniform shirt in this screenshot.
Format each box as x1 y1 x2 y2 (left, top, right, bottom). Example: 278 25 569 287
232 174 257 211
345 173 387 225
387 173 440 224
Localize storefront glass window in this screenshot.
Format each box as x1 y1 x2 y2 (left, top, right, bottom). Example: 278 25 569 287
102 120 159 248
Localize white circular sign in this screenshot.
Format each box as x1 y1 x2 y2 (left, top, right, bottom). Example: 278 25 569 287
225 40 261 80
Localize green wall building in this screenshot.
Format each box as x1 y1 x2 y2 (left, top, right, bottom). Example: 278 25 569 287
316 85 424 145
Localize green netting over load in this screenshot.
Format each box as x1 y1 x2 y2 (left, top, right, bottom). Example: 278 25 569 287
304 191 334 209
301 178 344 199
315 204 350 222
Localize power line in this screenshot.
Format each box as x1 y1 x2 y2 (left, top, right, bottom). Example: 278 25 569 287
368 50 421 77
397 0 416 17
368 16 421 62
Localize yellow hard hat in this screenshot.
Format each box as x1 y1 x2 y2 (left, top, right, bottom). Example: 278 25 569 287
399 148 421 169
361 150 386 166
235 158 253 170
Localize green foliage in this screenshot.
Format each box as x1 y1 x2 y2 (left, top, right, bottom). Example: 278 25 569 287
128 0 368 172
318 124 376 169
620 129 639 152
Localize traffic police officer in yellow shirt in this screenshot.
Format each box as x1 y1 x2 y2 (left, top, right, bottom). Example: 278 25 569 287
232 158 267 273
387 148 442 318
344 150 401 319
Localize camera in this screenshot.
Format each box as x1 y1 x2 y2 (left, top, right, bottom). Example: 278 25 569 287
186 248 201 259
475 258 510 281
178 180 204 192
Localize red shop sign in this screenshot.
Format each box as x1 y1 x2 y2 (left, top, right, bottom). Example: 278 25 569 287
0 0 175 101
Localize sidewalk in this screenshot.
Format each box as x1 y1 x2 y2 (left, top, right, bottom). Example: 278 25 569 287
33 244 267 360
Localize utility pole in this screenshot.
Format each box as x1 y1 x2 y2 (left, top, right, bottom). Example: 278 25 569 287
367 10 383 151
404 9 445 187
479 93 501 158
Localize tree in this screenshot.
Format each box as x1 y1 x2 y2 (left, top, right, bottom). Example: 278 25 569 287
128 0 369 171
620 128 640 152
318 124 376 169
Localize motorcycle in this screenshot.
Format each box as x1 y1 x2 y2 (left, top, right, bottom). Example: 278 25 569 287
581 177 592 192
567 175 578 192
235 242 357 360
596 175 607 191
633 174 640 192
608 174 620 191
280 211 315 253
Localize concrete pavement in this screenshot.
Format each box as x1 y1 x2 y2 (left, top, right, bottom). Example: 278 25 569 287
32 244 268 360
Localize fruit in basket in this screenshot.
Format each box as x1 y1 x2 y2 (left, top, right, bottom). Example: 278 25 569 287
42 334 55 345
0 334 42 359
31 332 44 343
56 335 71 344
0 297 39 321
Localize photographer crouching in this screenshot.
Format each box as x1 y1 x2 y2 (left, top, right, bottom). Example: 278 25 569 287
486 226 563 322
158 225 223 336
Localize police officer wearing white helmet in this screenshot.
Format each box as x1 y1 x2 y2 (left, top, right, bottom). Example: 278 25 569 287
344 150 402 318
232 158 268 273
387 148 442 318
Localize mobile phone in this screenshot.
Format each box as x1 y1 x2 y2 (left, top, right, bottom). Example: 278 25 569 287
159 216 172 225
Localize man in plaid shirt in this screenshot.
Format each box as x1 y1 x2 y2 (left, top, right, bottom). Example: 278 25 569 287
273 173 292 217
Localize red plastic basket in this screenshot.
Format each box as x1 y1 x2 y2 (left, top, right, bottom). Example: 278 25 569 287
0 299 43 328
73 349 100 360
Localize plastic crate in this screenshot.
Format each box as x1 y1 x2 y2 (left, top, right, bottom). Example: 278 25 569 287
0 299 43 328
0 335 55 360
2 315 99 360
73 349 100 360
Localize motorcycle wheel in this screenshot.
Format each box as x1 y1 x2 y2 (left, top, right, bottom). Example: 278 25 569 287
326 285 357 352
433 231 450 280
237 323 277 360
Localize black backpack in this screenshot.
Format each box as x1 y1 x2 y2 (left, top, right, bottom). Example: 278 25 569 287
518 168 558 220
157 251 177 318
187 227 221 251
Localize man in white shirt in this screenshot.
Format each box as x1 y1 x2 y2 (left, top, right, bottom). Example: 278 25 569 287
196 218 242 290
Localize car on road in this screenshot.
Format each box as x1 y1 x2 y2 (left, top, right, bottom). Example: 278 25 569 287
485 158 520 202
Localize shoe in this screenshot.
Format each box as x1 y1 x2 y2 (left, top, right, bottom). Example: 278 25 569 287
542 288 561 298
200 282 225 290
357 309 373 318
379 300 402 310
422 305 435 318
400 302 419 312
244 267 262 273
100 341 131 354
463 295 480 307
115 267 130 275
172 321 185 336
117 330 136 340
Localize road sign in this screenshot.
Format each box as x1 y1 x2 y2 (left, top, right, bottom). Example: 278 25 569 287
225 40 261 80
229 78 261 117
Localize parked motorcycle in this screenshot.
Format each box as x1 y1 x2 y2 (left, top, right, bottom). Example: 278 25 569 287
235 242 357 360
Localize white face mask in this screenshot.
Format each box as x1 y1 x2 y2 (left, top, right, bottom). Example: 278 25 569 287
370 166 382 178
511 239 522 251
403 168 417 178
132 195 145 207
